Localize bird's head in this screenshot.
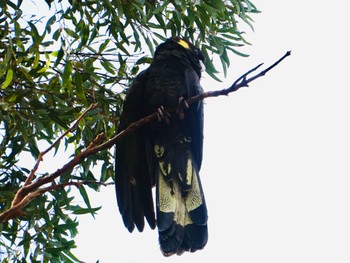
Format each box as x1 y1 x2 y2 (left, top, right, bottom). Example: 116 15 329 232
154 37 205 75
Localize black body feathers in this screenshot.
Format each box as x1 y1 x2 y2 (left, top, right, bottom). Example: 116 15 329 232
115 37 208 256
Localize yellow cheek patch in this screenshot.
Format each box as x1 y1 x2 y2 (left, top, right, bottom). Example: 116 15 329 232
178 39 190 49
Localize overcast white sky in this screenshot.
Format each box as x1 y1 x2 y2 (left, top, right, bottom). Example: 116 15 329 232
27 1 350 262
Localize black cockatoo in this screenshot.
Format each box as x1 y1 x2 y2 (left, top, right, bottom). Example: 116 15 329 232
115 37 208 256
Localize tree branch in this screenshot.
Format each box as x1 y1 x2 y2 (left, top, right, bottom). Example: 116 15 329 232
22 103 99 188
0 180 113 222
0 51 291 224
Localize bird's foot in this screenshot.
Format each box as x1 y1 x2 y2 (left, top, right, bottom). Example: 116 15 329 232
177 97 189 120
157 106 171 124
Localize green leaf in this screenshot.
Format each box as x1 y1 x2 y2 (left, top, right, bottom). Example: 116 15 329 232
54 47 64 67
32 49 40 69
101 59 116 75
117 54 126 77
71 206 101 215
28 21 40 42
18 231 32 257
61 251 81 263
227 46 249 57
135 56 152 65
55 221 79 236
115 41 130 56
201 2 218 20
145 36 155 56
132 26 141 51
1 68 13 89
154 13 166 31
62 61 73 90
206 67 222 82
78 22 90 49
98 39 110 53
78 185 95 217
73 71 86 105
46 14 56 34
64 28 79 39
52 28 61 41
208 0 226 12
28 137 40 159
211 35 225 55
48 112 69 129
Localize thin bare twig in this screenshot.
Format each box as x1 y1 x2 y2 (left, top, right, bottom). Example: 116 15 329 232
187 51 291 103
0 51 291 224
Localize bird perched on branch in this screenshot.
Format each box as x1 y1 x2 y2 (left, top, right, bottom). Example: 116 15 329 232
115 37 208 256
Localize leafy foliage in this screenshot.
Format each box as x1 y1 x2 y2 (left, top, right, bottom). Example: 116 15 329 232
0 0 259 261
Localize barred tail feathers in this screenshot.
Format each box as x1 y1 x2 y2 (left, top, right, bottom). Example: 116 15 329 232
155 142 208 256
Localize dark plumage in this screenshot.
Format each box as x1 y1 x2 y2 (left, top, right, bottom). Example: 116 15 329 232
115 37 208 256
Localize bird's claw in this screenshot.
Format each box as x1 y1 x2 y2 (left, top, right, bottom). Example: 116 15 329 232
157 106 171 124
177 97 189 120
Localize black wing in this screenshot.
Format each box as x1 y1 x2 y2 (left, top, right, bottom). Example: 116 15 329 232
115 71 156 232
185 68 204 170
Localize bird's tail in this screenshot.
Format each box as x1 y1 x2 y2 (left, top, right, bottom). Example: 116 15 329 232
154 141 208 256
